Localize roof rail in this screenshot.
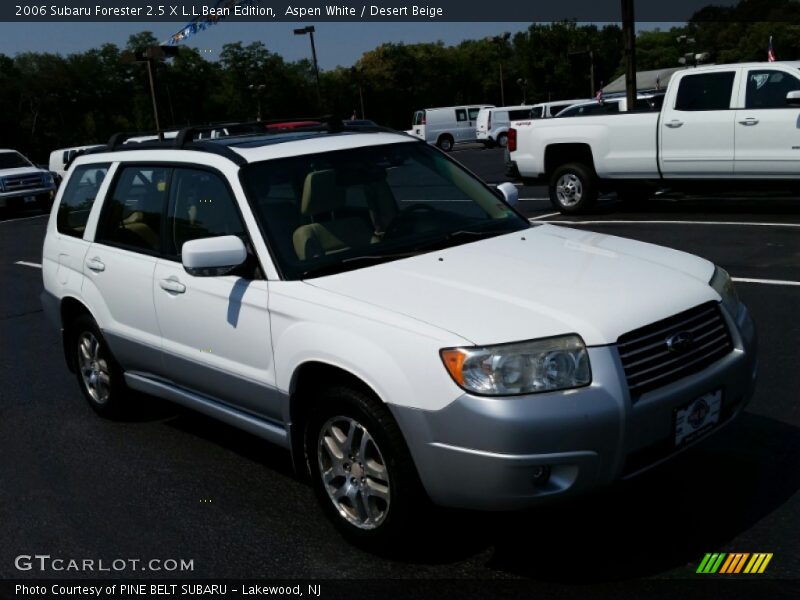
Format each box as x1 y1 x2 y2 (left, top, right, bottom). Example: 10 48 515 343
73 116 399 169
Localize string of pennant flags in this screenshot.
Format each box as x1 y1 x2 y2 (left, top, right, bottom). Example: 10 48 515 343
163 0 262 46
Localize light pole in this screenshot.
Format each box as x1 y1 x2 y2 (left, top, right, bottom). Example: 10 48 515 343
294 26 322 110
120 45 179 140
621 0 637 112
516 78 528 104
486 33 510 106
248 83 266 121
568 47 596 98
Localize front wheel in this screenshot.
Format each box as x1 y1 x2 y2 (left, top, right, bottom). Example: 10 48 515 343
305 386 427 550
549 162 598 214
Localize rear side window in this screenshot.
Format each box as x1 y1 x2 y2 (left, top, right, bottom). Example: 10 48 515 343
166 168 246 258
97 165 170 254
674 72 735 111
455 109 467 122
56 163 109 238
509 109 532 120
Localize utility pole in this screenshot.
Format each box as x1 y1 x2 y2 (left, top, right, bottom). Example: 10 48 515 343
621 0 637 111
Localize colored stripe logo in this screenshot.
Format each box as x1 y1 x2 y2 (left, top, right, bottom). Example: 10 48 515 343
697 552 773 574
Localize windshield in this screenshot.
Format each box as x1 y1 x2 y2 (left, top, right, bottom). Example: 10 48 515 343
241 141 528 280
0 151 33 169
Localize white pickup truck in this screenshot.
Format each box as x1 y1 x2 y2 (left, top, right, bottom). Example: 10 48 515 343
509 61 800 213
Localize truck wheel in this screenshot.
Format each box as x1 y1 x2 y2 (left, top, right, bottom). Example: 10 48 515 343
305 385 427 551
497 133 508 148
549 163 598 214
71 314 130 419
436 135 454 152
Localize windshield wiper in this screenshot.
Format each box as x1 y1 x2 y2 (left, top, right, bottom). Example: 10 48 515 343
300 251 420 279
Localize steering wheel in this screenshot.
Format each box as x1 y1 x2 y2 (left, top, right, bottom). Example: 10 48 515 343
382 204 438 240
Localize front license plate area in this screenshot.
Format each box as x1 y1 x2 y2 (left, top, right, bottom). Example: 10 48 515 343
674 389 722 447
24 195 36 203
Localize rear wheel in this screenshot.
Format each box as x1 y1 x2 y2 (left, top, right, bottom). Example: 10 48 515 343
436 135 454 152
71 314 129 418
549 162 598 214
305 385 427 550
497 133 508 148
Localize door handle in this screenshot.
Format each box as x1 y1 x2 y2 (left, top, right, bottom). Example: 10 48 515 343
664 119 684 128
159 278 186 294
85 257 105 272
738 117 759 126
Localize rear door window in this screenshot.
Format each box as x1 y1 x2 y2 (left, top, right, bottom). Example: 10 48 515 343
96 165 170 254
674 72 736 111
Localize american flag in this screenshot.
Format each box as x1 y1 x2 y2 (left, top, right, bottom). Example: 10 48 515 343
768 36 777 62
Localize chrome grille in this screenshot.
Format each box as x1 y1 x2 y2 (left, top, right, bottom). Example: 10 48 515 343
617 302 733 397
2 173 45 192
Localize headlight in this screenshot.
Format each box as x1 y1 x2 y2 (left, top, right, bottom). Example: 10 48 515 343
710 266 740 317
44 173 54 186
440 335 591 396
0 178 4 192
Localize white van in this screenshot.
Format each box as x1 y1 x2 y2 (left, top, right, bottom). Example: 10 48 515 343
476 106 534 148
410 105 493 151
530 99 588 119
49 145 104 179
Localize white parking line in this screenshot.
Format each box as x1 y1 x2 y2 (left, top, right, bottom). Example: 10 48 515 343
529 212 561 221
533 219 800 228
0 214 48 224
733 277 800 287
14 261 42 269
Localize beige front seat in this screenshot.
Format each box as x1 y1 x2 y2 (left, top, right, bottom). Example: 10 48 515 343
292 170 373 260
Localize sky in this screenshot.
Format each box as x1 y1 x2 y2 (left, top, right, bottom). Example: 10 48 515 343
0 21 673 70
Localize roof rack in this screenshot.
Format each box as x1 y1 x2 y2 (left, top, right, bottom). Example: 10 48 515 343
72 116 401 168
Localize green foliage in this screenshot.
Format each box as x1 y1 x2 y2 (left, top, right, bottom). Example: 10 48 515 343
1 3 799 161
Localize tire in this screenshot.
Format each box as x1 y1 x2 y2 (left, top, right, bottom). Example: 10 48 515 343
436 135 454 152
304 385 427 551
71 314 129 419
549 162 598 214
497 133 508 148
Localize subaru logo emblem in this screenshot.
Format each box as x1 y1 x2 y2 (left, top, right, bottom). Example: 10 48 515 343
666 331 694 353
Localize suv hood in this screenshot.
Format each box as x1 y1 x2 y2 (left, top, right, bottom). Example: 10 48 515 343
306 224 719 347
0 166 47 177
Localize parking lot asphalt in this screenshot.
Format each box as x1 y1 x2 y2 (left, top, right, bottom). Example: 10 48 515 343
1 146 799 592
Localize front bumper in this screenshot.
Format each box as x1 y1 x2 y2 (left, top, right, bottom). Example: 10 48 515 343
0 187 55 208
390 304 757 510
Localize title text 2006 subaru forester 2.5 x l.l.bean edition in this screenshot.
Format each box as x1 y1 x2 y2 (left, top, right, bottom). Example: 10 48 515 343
41 121 757 548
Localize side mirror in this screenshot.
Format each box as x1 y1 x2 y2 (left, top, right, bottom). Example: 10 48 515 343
786 90 800 106
182 235 247 277
496 181 520 208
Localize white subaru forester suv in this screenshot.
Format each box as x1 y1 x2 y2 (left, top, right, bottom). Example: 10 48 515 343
41 121 757 548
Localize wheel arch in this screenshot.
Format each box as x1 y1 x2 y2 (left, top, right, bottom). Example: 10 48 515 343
60 296 94 372
287 360 388 477
544 143 596 178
